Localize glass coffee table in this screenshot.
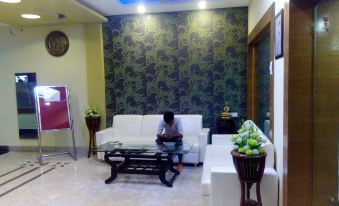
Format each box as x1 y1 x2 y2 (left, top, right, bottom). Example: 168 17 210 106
96 141 191 187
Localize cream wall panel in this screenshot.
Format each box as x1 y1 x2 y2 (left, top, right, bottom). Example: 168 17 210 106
248 1 286 206
248 0 275 34
0 24 88 147
85 24 106 129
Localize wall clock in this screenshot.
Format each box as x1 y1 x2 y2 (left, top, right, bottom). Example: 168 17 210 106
45 31 69 57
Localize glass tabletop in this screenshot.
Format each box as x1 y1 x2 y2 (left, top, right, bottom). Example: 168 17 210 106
95 141 191 155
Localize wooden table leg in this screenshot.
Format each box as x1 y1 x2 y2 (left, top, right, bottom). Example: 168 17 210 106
87 131 93 158
104 152 117 184
92 132 96 156
158 154 179 187
256 182 262 206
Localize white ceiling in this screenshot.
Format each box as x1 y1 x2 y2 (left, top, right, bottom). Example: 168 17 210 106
0 0 106 27
77 0 249 16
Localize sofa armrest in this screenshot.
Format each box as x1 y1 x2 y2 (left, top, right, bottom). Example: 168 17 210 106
96 127 115 146
211 167 278 206
211 134 235 145
198 128 210 163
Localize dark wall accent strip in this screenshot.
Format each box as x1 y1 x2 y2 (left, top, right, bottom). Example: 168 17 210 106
0 167 39 187
0 167 56 198
0 166 25 178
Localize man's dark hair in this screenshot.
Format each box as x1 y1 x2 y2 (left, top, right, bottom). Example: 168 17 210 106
163 111 174 123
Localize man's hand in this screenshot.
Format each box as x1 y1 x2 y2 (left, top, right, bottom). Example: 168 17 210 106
163 134 172 139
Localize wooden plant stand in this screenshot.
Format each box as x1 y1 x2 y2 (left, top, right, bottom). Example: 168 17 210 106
231 150 266 206
85 117 100 158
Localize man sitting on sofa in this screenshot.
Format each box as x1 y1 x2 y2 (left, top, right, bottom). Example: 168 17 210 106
156 111 184 171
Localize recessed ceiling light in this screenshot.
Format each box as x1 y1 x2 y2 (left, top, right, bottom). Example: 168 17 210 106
198 1 206 9
0 0 21 3
138 5 146 14
21 14 41 19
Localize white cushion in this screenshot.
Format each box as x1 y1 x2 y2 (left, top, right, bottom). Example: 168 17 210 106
141 114 203 144
201 145 234 195
262 142 274 168
176 115 202 143
97 114 209 164
141 115 163 140
212 134 233 145
113 115 143 139
189 143 199 154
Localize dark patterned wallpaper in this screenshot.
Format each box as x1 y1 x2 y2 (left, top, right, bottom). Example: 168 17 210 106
103 7 248 130
257 31 270 131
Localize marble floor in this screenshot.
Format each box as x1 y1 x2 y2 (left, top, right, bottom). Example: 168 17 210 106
0 152 208 206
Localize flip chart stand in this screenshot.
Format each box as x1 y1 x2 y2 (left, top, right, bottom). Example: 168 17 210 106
34 86 77 164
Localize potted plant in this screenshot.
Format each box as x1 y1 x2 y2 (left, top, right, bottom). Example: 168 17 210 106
85 106 101 158
230 122 267 206
231 122 266 156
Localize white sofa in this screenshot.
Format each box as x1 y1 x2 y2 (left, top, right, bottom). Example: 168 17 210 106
96 114 210 164
201 120 278 206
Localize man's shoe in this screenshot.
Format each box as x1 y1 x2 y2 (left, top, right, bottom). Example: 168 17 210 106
177 163 184 172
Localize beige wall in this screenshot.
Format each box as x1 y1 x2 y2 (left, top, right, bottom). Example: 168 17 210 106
85 24 106 129
248 0 275 34
248 1 286 206
0 24 89 147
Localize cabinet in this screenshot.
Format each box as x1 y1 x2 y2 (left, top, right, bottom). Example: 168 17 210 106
216 117 238 134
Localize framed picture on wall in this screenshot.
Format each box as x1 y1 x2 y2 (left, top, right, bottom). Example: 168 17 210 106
274 9 284 59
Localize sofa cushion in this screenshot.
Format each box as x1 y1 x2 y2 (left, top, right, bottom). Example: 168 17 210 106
113 115 143 139
189 143 199 154
141 115 163 140
201 145 234 195
141 115 203 144
262 142 274 168
176 115 202 143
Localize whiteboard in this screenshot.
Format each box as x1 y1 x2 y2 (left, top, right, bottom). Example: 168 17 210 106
35 86 71 131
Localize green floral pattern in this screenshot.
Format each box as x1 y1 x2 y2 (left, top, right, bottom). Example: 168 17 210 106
103 8 248 130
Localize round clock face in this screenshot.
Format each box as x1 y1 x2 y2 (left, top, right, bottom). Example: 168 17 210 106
45 31 69 57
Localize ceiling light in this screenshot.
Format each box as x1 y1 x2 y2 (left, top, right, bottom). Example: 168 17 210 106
138 5 146 14
21 14 41 19
198 1 206 9
0 0 21 3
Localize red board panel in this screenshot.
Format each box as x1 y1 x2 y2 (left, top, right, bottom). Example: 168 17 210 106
36 86 71 131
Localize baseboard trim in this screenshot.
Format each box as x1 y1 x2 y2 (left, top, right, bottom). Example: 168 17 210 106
0 145 9 151
0 145 9 155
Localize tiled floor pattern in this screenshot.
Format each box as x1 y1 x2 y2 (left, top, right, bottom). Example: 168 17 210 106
0 152 208 206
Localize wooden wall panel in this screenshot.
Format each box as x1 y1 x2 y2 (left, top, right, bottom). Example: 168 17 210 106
293 0 320 9
247 4 275 141
285 1 314 205
283 1 290 205
313 1 339 205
